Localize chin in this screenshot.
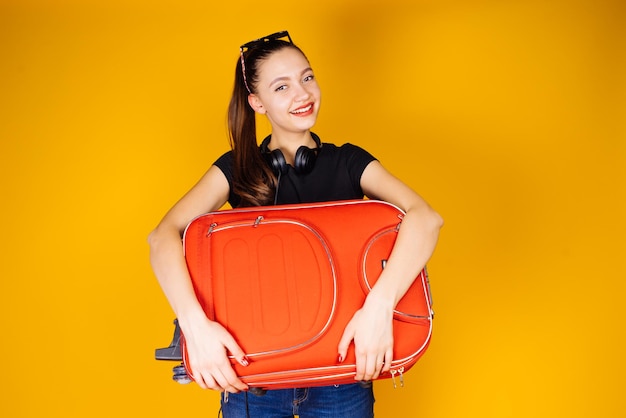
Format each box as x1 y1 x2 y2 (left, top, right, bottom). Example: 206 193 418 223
292 118 317 132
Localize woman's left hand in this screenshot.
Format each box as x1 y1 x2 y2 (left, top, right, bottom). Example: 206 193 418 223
337 292 395 381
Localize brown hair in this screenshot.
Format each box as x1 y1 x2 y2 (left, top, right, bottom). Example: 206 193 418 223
227 40 308 207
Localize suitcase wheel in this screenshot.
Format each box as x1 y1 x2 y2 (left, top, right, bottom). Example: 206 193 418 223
173 363 192 384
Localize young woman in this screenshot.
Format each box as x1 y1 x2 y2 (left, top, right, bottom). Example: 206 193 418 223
148 31 443 417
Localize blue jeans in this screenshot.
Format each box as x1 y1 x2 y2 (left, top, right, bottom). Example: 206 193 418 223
220 383 375 418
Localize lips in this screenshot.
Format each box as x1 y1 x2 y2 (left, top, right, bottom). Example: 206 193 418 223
290 103 314 116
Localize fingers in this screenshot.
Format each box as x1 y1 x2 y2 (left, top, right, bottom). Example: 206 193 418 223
186 323 250 392
382 348 393 374
355 354 383 381
339 313 395 382
190 356 249 393
337 320 355 365
354 346 394 382
223 334 250 368
220 334 250 391
355 352 380 381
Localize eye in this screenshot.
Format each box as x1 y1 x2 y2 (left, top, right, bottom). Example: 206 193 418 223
303 74 315 83
274 84 288 92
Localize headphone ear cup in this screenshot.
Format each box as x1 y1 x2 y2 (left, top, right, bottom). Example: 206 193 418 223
260 134 289 175
265 149 289 175
293 146 318 175
260 134 320 175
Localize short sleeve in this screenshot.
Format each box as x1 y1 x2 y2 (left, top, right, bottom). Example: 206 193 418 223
340 143 377 190
212 151 241 207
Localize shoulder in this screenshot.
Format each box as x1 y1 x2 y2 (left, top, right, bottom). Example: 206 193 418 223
213 150 234 178
320 141 375 157
319 141 377 166
214 150 234 166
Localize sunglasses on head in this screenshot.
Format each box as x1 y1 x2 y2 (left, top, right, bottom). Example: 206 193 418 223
239 31 293 93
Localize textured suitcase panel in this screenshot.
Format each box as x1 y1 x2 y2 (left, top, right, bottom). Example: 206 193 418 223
209 222 336 355
182 200 433 389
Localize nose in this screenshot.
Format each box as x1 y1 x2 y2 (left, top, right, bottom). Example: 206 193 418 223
293 82 311 102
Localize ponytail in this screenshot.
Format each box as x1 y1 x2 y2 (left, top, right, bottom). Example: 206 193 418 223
227 57 275 207
227 40 304 207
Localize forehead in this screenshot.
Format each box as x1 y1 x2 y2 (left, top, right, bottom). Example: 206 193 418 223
256 47 310 81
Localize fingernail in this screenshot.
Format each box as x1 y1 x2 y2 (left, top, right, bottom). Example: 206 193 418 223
240 356 249 367
337 354 343 363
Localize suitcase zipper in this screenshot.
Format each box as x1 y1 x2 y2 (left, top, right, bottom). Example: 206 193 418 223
389 366 405 388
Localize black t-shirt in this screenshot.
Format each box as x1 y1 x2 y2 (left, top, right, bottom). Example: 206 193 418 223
214 141 377 208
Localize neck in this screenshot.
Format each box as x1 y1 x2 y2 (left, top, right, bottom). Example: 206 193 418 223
267 131 316 164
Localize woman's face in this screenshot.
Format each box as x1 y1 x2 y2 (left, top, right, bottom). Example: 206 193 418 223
250 47 321 137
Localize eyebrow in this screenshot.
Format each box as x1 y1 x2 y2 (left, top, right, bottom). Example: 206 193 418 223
268 67 314 88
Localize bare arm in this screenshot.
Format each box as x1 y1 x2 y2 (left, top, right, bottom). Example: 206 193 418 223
338 160 443 381
148 165 249 392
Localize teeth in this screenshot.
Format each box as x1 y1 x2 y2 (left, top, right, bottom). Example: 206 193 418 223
291 104 312 114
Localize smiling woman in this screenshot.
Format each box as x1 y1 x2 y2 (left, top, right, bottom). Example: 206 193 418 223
2 1 623 417
229 34 323 207
245 48 321 163
147 30 443 417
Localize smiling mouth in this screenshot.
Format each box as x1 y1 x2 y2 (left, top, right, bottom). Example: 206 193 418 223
290 104 313 115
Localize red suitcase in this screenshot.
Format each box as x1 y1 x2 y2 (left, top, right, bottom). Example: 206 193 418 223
181 199 433 390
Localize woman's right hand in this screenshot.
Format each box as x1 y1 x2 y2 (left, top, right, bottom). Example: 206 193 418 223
148 165 248 392
180 314 249 392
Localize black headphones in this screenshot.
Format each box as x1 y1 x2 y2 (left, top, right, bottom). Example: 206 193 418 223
260 133 322 175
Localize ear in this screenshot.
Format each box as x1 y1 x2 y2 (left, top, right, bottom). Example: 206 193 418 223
247 94 266 114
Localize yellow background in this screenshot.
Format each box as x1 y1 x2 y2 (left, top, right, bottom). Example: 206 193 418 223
1 0 624 416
